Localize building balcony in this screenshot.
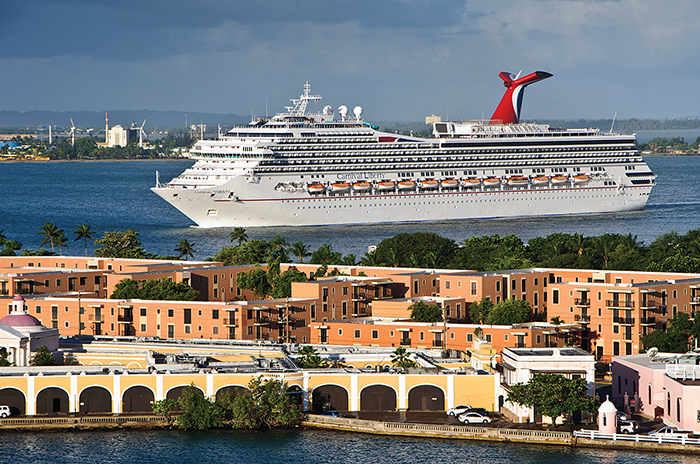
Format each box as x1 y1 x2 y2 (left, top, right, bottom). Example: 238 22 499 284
432 340 443 348
640 299 657 309
545 342 558 348
691 296 700 305
254 317 270 326
352 293 369 301
87 315 103 323
574 298 590 306
574 314 591 323
613 316 635 325
606 300 635 309
514 342 527 348
640 317 656 325
117 314 133 322
222 318 237 326
400 339 411 346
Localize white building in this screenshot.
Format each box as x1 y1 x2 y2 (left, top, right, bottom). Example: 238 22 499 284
0 295 59 366
107 125 128 147
499 346 596 423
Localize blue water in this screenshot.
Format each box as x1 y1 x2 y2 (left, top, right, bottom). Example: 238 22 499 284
2 429 697 464
0 156 696 260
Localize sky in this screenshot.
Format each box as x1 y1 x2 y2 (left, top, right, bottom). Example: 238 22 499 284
1 0 699 122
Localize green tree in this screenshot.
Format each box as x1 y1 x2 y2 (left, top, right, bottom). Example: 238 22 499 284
486 299 533 325
290 241 310 263
453 234 528 271
506 373 598 425
55 230 68 256
174 239 196 260
30 346 56 366
0 348 13 366
73 224 94 257
310 244 342 265
373 232 457 268
110 278 200 301
390 346 416 368
1 240 22 256
224 377 305 429
469 297 493 324
270 269 308 299
641 312 697 353
175 386 224 431
230 227 248 246
409 301 443 322
237 267 272 299
94 229 153 259
37 221 61 254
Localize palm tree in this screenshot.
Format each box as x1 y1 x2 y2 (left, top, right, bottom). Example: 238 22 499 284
573 233 587 257
290 241 310 263
425 251 441 269
55 230 68 256
73 224 94 257
175 239 196 260
230 227 248 246
0 230 6 245
341 254 357 266
390 346 415 368
407 253 421 269
37 222 61 253
594 235 614 267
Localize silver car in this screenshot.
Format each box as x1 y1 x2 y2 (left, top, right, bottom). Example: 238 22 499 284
458 412 491 424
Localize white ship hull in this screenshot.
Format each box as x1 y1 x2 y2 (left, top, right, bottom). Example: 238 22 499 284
152 175 653 228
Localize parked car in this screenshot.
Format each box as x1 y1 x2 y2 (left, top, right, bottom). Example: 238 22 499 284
0 406 10 418
446 405 472 416
648 426 693 438
321 410 343 418
465 408 489 417
618 419 639 434
616 411 631 421
458 412 492 424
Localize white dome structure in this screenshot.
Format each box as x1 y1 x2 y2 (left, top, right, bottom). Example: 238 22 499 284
0 296 59 366
598 395 618 434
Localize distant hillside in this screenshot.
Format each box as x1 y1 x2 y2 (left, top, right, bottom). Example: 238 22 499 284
0 110 250 129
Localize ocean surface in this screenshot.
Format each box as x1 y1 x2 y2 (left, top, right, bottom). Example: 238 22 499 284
3 429 698 464
0 155 697 261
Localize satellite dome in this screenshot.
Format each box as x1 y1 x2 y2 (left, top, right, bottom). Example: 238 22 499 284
353 106 363 121
323 105 333 116
338 105 348 121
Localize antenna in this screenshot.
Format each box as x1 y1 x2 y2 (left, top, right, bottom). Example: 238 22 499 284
610 111 617 133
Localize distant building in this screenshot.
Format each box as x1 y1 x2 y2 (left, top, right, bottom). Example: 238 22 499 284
425 114 441 124
107 125 128 147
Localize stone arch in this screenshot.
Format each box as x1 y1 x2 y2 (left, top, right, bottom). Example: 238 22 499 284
166 385 205 402
89 361 103 366
287 385 303 409
126 362 143 369
215 385 249 401
36 387 69 415
0 387 26 416
79 386 112 414
312 384 348 412
407 384 444 411
122 385 155 413
360 384 397 411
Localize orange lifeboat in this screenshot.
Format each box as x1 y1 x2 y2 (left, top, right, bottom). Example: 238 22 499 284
419 179 439 189
329 182 350 193
573 174 590 184
551 175 569 185
461 178 481 188
307 183 326 194
397 180 416 190
352 181 371 192
507 176 529 187
375 180 396 191
483 177 501 188
531 175 550 186
441 178 460 189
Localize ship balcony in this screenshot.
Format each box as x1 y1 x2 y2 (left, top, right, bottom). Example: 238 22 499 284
613 316 635 325
574 298 591 307
640 317 656 325
606 300 635 309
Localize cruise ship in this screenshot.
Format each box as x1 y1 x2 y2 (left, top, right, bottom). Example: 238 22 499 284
151 71 656 228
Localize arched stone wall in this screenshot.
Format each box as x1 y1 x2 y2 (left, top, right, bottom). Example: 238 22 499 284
312 385 348 412
0 388 25 416
36 387 69 415
360 385 396 411
122 386 154 413
407 385 444 411
79 386 112 414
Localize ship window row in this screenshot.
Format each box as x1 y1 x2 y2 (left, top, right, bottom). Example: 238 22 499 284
272 143 633 154
272 151 634 163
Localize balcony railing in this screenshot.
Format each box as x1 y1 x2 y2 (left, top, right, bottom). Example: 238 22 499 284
606 300 635 309
574 314 591 322
117 314 133 322
545 342 558 348
640 317 656 325
613 316 635 325
691 296 700 304
641 299 657 308
352 292 369 301
574 298 590 306
87 314 103 323
400 339 411 346
432 340 443 348
514 342 527 348
222 318 237 326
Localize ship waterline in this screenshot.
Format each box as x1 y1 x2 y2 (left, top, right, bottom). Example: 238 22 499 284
151 73 656 228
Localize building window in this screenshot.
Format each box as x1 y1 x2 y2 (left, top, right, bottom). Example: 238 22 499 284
445 281 451 290
613 341 620 356
141 324 146 332
485 334 492 343
213 327 218 335
338 329 343 336
247 327 253 335
504 334 509 341
496 281 501 292
471 281 477 296
212 309 219 319
467 333 473 342
419 332 424 341
534 277 538 286
536 335 541 344
140 308 147 317
371 330 378 339
521 278 526 292
64 321 69 328
552 289 559 304
354 329 361 338
185 325 191 334
598 291 602 301
35 305 41 314
168 309 174 318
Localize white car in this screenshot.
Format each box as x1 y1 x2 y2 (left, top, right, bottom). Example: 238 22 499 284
0 405 10 418
648 426 692 438
618 419 639 434
458 412 491 424
446 405 472 416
